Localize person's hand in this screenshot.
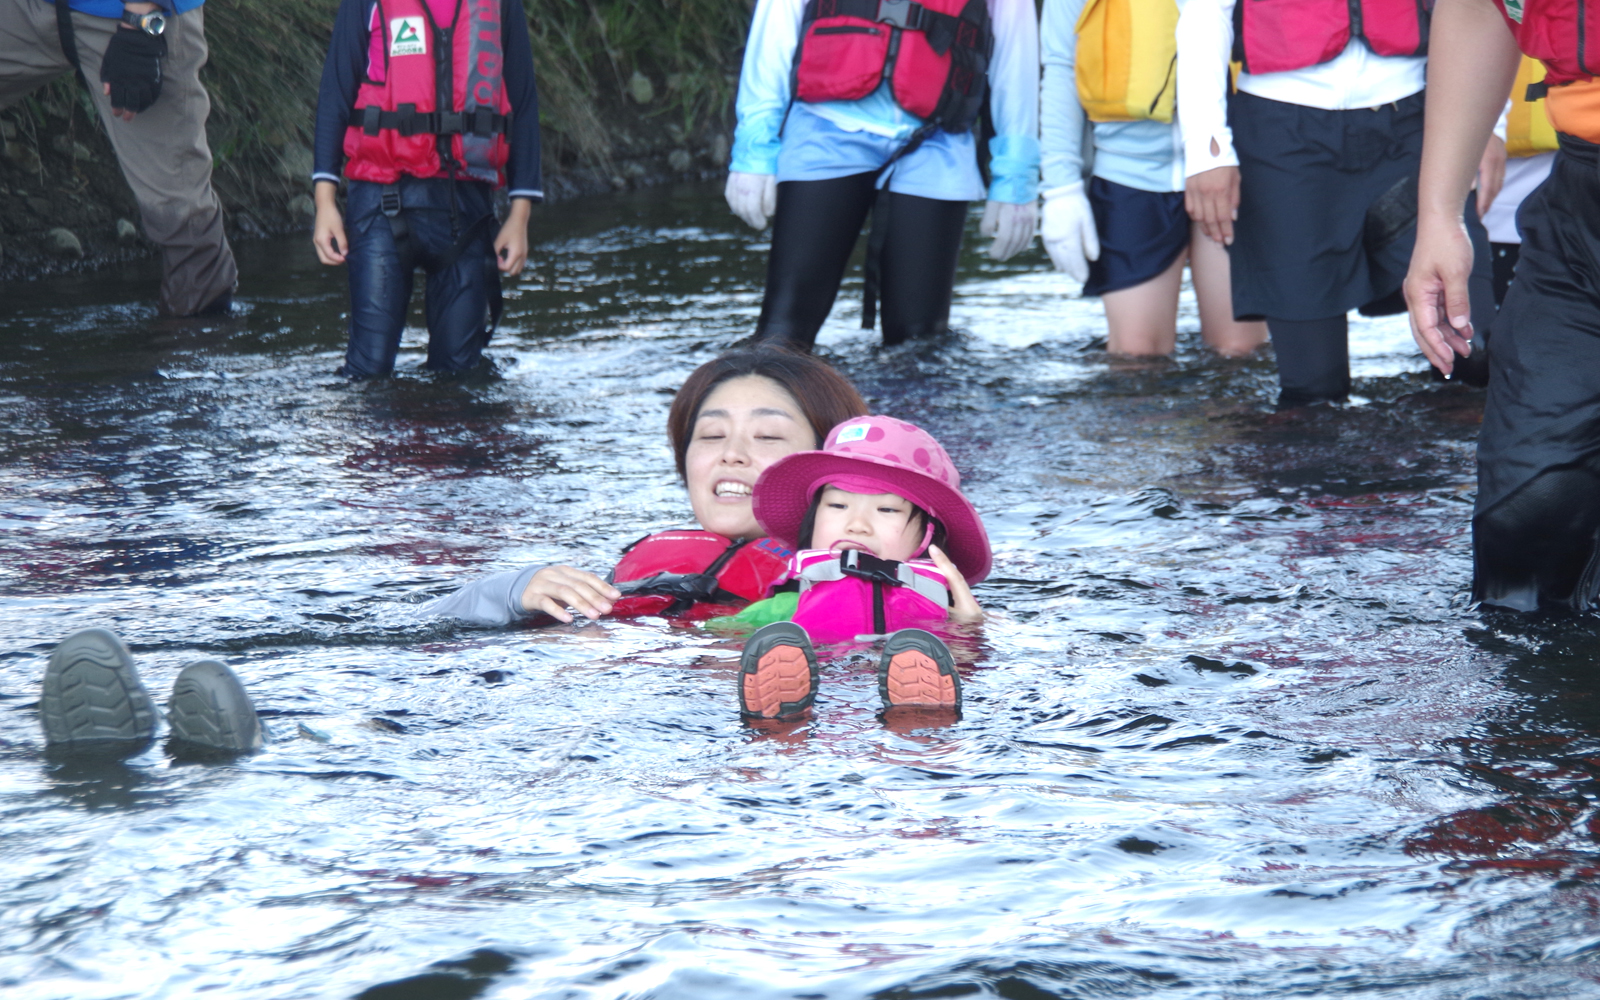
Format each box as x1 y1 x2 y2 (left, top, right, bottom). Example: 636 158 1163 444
519 565 620 623
980 199 1037 261
100 25 165 119
928 545 982 621
725 172 777 230
494 199 532 276
1040 183 1100 282
1476 133 1508 220
312 181 347 265
1404 215 1477 377
1185 165 1240 245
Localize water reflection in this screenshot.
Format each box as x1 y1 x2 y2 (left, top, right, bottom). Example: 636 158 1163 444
0 181 1595 998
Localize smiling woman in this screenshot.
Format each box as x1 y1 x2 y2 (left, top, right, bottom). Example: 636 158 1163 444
423 347 868 626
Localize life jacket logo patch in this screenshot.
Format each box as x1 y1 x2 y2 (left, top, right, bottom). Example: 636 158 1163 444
1504 0 1523 23
390 17 427 56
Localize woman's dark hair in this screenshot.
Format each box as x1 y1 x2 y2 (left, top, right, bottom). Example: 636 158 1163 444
796 492 948 555
667 346 869 480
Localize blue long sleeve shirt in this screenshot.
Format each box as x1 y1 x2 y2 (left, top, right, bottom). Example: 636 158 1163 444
312 0 543 200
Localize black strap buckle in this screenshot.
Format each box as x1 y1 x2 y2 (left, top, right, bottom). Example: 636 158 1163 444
362 105 383 137
876 0 923 30
838 549 905 587
473 108 496 135
437 111 465 134
379 184 403 218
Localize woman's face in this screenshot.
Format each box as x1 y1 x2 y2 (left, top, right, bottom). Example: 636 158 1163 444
685 375 816 539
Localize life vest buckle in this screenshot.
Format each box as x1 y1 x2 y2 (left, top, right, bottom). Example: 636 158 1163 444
838 549 905 587
875 0 924 31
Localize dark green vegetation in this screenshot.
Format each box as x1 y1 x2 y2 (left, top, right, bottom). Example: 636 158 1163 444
0 0 749 276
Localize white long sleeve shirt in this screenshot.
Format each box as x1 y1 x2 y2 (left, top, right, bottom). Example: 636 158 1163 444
730 0 1041 202
1175 0 1427 179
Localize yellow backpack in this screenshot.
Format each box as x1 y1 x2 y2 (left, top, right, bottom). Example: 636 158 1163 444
1507 55 1560 157
1075 0 1180 123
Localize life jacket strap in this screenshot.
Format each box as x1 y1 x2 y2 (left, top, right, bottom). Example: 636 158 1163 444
359 105 510 138
797 549 949 607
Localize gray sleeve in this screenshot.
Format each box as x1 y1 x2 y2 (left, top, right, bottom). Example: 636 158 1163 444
419 565 545 627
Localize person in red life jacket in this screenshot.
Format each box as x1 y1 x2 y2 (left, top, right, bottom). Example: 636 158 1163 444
719 415 989 720
309 0 540 378
1405 0 1600 611
423 347 869 625
726 0 1040 350
1178 0 1504 408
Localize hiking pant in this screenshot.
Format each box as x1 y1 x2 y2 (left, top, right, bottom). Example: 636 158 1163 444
341 177 499 378
754 173 968 350
0 0 236 316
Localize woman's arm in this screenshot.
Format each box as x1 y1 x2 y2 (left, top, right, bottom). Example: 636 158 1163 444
421 565 619 626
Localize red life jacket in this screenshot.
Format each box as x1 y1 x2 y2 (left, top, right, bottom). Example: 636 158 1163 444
343 0 513 186
790 548 949 645
607 531 794 619
791 0 994 132
1496 0 1600 89
1232 0 1429 77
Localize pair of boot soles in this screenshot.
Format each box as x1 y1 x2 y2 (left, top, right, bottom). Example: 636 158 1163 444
738 622 960 721
40 628 264 753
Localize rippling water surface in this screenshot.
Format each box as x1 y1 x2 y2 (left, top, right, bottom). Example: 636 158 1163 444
5 182 1600 999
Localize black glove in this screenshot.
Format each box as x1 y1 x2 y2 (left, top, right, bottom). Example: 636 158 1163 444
100 27 166 114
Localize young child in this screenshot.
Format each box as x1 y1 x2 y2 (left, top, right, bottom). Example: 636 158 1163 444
1040 0 1266 357
726 416 989 720
310 0 542 378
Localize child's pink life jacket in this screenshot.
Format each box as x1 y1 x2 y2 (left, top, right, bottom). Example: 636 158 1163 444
790 548 950 645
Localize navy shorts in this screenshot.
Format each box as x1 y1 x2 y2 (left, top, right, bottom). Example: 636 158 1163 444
1082 176 1190 297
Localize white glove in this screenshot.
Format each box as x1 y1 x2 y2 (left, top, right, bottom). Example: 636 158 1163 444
725 172 777 230
979 199 1038 262
1040 183 1100 283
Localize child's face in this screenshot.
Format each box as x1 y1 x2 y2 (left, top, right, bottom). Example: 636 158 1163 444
810 486 924 562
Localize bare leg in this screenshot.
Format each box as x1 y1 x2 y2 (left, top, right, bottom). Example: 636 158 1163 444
1102 251 1186 356
1189 223 1267 357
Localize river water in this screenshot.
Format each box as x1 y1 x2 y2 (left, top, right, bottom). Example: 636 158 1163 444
4 182 1600 999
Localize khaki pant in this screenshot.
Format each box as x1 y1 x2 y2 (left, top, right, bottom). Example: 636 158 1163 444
0 0 237 315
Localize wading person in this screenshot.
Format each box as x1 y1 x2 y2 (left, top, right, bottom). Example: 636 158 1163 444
1178 0 1500 408
1405 0 1600 612
1040 0 1265 357
0 0 237 316
726 0 1040 351
311 0 541 378
424 347 870 626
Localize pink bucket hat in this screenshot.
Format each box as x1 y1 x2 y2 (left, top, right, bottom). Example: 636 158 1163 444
752 415 992 584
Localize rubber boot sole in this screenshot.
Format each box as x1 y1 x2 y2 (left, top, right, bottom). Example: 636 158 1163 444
167 660 265 753
40 628 157 746
878 629 961 710
739 622 819 720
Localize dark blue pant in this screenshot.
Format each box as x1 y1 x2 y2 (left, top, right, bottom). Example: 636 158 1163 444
341 177 499 378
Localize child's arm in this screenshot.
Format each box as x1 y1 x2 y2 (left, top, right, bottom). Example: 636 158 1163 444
928 545 983 622
497 0 543 275
310 0 370 265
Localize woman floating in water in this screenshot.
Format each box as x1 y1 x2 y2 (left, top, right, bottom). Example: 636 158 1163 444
726 415 990 721
425 347 869 624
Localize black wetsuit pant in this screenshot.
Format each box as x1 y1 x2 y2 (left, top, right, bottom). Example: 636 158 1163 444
1475 135 1600 611
753 173 968 350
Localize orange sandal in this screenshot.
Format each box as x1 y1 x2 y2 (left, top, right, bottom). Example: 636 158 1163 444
878 628 961 710
738 622 819 720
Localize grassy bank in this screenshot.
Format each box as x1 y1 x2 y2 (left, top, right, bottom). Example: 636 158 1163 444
0 0 749 275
